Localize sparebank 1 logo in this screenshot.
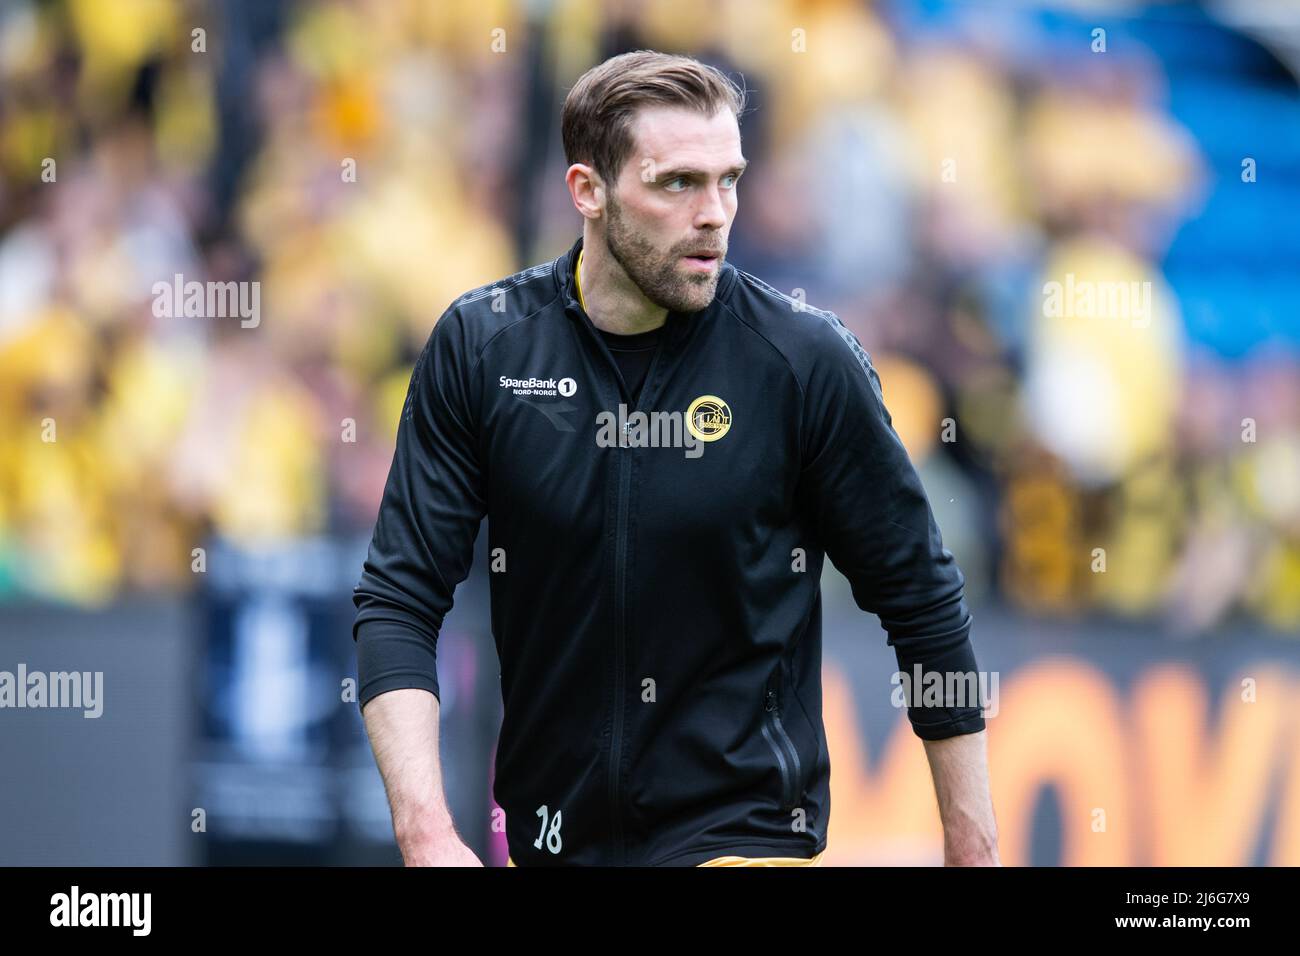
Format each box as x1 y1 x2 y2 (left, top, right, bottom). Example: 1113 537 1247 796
502 373 579 431
499 374 576 398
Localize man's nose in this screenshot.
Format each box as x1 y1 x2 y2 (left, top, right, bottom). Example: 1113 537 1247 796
694 185 727 229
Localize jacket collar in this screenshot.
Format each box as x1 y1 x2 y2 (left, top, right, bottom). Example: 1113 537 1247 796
553 233 737 341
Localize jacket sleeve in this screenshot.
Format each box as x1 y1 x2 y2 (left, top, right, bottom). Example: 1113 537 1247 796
351 306 486 710
797 313 985 740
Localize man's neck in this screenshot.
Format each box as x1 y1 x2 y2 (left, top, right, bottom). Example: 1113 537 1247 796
577 237 669 336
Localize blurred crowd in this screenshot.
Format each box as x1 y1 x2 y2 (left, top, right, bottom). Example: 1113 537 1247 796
1 0 1297 635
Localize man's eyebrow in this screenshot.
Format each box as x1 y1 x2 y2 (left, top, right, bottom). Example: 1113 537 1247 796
656 160 749 180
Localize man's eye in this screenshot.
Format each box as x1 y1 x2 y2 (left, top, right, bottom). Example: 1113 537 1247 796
664 176 688 191
722 173 739 188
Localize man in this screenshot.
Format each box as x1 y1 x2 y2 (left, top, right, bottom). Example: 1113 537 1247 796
353 50 1000 867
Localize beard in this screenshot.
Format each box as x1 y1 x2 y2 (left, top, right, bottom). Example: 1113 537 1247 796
604 192 724 314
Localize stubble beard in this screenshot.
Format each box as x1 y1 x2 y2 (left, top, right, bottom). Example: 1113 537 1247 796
604 191 723 315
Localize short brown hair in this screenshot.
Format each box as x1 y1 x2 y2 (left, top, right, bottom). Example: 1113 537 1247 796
561 50 748 186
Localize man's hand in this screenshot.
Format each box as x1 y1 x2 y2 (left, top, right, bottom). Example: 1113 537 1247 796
362 687 486 866
921 729 1001 866
398 818 484 867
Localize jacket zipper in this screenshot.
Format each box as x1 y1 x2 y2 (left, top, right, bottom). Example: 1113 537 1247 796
770 660 821 842
600 307 674 865
761 693 794 810
763 668 804 813
607 444 631 861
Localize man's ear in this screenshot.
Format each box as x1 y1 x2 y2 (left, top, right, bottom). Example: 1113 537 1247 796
566 163 605 220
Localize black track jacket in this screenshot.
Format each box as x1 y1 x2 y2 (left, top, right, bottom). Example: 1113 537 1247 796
352 234 984 866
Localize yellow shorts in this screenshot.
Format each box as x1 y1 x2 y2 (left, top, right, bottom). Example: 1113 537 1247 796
507 849 825 867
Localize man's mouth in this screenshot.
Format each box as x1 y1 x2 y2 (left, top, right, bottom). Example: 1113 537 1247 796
682 251 721 271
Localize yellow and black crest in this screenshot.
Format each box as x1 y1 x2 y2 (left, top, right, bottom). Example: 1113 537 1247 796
686 395 732 442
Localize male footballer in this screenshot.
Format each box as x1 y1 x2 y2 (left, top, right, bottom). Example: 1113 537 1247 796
352 50 1000 867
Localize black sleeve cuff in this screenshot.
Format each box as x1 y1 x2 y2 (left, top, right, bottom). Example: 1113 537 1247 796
890 622 987 740
355 618 441 710
908 710 986 740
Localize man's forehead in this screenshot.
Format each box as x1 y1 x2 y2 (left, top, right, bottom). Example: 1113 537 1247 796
628 105 744 170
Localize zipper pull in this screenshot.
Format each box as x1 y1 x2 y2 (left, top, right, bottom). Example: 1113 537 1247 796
764 690 778 713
